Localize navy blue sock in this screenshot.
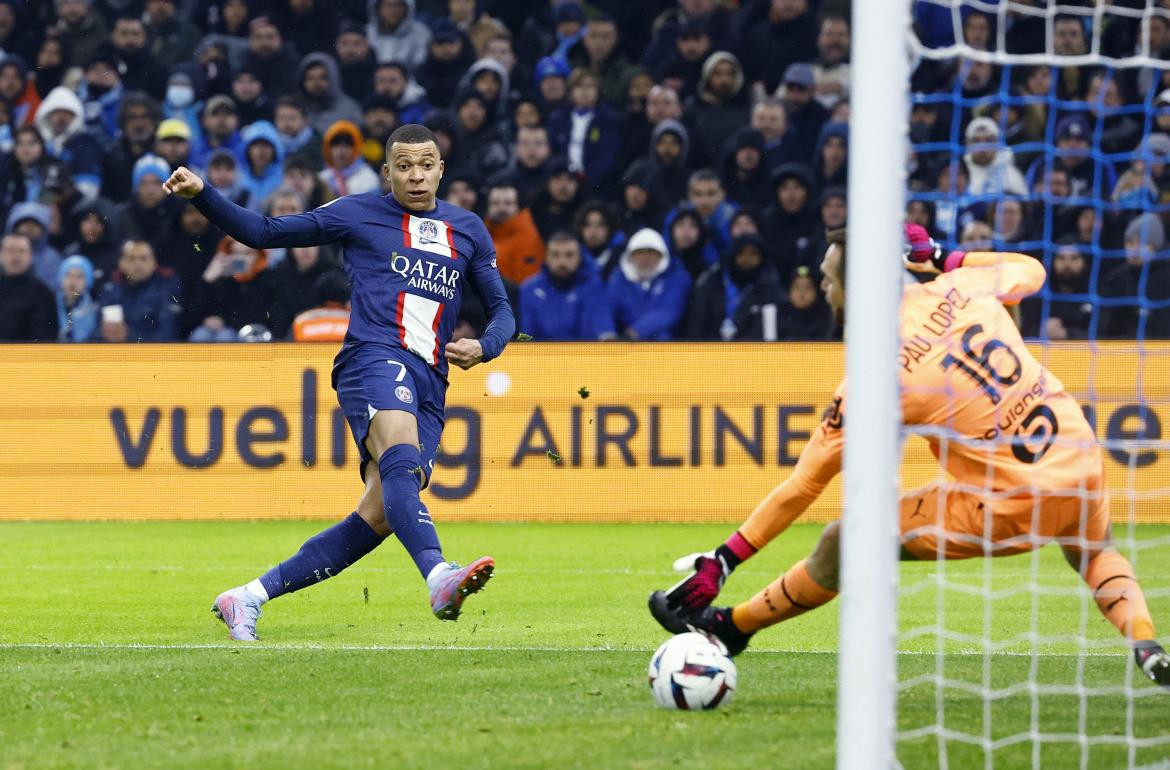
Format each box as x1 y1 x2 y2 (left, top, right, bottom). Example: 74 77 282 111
378 444 445 579
258 513 385 600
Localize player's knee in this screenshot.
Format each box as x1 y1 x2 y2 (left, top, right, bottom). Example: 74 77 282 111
807 521 842 590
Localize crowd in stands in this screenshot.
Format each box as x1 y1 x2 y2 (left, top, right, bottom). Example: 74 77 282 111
0 0 1165 345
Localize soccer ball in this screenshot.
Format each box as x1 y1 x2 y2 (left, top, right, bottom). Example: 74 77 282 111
648 632 737 710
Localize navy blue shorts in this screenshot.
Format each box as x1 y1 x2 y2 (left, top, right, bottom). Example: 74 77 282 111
332 342 447 487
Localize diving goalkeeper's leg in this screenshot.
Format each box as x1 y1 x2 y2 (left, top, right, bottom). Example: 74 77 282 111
213 469 390 641
1063 544 1170 689
686 522 841 656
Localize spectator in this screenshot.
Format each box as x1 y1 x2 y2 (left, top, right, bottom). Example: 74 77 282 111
484 183 545 284
686 233 783 341
232 65 274 126
0 4 37 64
367 0 432 71
267 243 345 338
162 68 204 141
0 127 51 222
273 0 339 57
189 95 244 169
729 207 765 239
0 55 40 127
56 254 99 342
78 45 126 141
443 170 480 214
319 121 380 197
358 96 400 167
720 128 771 210
752 98 799 171
480 31 529 105
53 0 109 69
337 22 378 103
547 68 624 194
1021 241 1093 340
64 197 121 288
618 172 660 238
684 52 749 169
575 200 626 279
34 86 104 199
117 153 179 244
606 226 691 341
652 17 710 102
199 0 251 68
778 265 833 341
965 116 1028 197
241 17 301 97
529 157 585 240
417 20 476 109
1099 213 1170 339
1084 72 1141 156
144 0 201 71
765 163 818 276
534 55 570 113
33 35 68 99
0 232 56 341
1026 115 1117 199
959 219 994 251
567 14 634 107
488 124 552 204
102 93 162 203
665 207 717 280
811 13 851 111
989 198 1030 247
5 202 62 289
189 236 277 342
623 118 691 215
618 84 682 178
239 121 286 211
665 169 737 256
111 14 165 99
777 62 831 162
154 119 195 173
519 231 613 341
799 186 847 268
813 121 848 192
297 53 363 134
155 204 222 333
1113 133 1170 209
273 96 324 169
454 92 510 180
283 153 335 209
292 271 352 342
206 149 250 207
373 61 432 125
96 239 182 342
743 0 817 92
456 58 510 128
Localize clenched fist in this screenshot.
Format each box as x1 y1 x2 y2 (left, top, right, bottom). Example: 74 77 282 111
444 338 484 370
163 166 204 198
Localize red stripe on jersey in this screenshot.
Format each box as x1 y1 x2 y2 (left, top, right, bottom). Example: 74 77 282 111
395 292 408 349
430 303 445 365
401 213 412 248
445 225 457 258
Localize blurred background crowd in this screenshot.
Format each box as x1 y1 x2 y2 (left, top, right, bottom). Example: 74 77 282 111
0 0 1166 344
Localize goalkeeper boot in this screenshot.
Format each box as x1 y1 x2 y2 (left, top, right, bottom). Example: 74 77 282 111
648 591 692 635
211 586 264 642
1134 640 1170 690
686 605 753 657
429 556 494 621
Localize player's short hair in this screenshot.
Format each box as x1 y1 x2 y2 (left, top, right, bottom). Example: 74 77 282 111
385 123 440 157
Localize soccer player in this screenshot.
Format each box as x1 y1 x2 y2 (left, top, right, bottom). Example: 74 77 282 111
163 124 515 640
649 224 1170 688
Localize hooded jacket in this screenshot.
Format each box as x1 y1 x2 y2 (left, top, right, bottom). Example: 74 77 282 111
686 234 784 341
765 163 820 276
239 121 286 212
720 128 772 210
684 52 750 169
813 121 849 191
65 197 121 287
625 119 691 213
367 0 432 72
56 254 99 342
519 257 614 341
455 58 511 127
6 201 62 288
605 227 691 340
297 53 364 134
319 121 381 197
486 208 546 284
0 265 56 341
417 30 477 109
34 86 103 198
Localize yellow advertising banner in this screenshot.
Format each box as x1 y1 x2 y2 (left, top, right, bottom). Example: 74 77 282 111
0 343 1167 522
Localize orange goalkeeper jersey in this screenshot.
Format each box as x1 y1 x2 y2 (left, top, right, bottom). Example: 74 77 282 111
740 253 1102 548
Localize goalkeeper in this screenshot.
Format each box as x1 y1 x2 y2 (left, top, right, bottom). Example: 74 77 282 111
649 223 1170 689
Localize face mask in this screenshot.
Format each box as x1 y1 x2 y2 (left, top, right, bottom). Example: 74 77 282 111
167 85 194 108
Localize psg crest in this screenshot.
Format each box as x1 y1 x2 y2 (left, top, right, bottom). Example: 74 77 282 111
419 219 439 243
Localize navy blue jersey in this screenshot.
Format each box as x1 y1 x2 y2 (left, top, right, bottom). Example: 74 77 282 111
191 185 514 376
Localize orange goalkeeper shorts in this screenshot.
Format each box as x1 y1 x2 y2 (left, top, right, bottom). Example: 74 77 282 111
898 479 1111 560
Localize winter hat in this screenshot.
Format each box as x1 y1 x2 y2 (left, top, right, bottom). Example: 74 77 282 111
58 254 95 290
1124 212 1165 251
534 56 570 84
132 153 171 190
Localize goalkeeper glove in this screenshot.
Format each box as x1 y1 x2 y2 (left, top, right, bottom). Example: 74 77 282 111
903 222 970 275
663 550 734 611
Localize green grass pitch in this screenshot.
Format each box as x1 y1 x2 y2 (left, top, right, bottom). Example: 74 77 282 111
2 521 1169 769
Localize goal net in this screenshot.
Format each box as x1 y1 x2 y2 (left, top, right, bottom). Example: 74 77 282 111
843 2 1170 768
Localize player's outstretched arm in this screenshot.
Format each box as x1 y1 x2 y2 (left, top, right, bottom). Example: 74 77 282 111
165 166 328 249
